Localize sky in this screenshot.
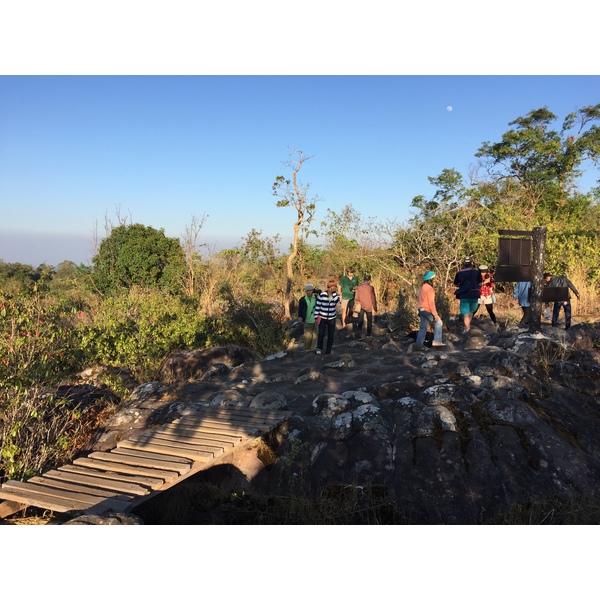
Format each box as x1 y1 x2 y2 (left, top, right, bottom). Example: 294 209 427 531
1 74 598 268
1 3 599 268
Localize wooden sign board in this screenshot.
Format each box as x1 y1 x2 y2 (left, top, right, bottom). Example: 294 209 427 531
494 266 532 283
498 237 532 267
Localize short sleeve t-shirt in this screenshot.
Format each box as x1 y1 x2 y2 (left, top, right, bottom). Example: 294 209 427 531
339 275 359 300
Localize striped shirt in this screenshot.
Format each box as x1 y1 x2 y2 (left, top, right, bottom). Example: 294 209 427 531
315 291 341 320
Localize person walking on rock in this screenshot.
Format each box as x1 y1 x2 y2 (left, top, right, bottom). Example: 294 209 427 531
511 281 531 329
416 271 444 346
353 274 378 339
473 264 498 327
298 283 318 352
453 257 482 333
544 272 580 330
315 278 341 354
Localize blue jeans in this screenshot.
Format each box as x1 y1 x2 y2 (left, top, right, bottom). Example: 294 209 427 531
416 309 443 344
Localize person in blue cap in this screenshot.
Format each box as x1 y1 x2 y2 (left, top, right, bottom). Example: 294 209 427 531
416 271 444 346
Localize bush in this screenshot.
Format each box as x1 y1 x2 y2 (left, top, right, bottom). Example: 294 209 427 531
79 288 209 382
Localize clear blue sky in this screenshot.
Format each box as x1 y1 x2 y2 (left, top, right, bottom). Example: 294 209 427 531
1 1 599 268
1 75 599 267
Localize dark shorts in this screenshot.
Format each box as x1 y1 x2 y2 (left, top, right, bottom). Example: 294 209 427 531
460 298 479 315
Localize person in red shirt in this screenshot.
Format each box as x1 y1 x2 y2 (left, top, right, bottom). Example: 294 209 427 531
353 274 378 338
416 271 444 346
473 265 498 327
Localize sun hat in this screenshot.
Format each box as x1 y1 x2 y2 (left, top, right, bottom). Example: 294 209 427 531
305 283 314 291
479 265 489 271
423 271 435 281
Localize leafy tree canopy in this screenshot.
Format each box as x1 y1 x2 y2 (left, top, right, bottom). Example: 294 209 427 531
91 223 186 294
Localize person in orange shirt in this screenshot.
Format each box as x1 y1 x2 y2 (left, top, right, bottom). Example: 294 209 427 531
416 271 445 346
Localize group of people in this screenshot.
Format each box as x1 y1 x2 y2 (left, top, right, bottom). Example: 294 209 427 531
510 273 580 330
298 258 581 354
417 257 581 346
298 267 378 354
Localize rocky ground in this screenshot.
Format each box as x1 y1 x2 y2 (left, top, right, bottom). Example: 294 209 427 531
4 309 600 525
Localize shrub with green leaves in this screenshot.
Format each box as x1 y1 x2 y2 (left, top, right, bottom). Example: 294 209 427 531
79 288 208 381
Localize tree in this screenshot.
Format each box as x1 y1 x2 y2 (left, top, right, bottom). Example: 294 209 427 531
180 213 208 296
476 105 600 219
91 223 187 294
272 148 320 319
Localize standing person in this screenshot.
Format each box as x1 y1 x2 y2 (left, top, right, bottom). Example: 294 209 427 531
416 271 444 346
511 281 531 328
315 279 341 355
338 267 359 328
453 257 483 333
298 283 318 352
353 274 378 339
544 272 580 330
473 265 498 326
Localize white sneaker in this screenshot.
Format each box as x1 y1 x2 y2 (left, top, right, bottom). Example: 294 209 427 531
315 349 322 355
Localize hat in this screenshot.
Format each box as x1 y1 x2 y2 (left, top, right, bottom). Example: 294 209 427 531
423 271 435 281
479 265 489 271
304 283 314 291
363 274 371 280
463 256 473 267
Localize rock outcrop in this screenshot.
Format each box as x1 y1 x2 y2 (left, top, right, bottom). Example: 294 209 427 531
70 314 600 524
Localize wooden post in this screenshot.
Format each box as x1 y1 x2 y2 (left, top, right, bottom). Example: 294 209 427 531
529 226 546 332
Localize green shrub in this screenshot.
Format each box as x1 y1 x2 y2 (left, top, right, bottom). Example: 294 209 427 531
79 288 209 381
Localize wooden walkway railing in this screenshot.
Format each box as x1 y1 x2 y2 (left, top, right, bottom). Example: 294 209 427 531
0 406 292 519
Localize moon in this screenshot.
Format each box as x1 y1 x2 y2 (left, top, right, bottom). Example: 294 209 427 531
447 105 453 111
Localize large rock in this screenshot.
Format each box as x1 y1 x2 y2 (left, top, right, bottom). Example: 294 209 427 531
73 325 600 523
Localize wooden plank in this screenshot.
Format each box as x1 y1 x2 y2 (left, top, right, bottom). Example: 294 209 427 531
0 486 90 513
177 411 291 426
183 416 285 430
498 229 533 236
126 431 234 451
28 476 139 500
164 422 256 437
1 480 132 513
40 469 153 496
108 447 195 463
0 500 28 519
73 457 180 482
178 406 293 418
117 438 218 461
58 464 165 489
118 436 227 455
86 451 192 475
156 425 242 443
131 428 238 448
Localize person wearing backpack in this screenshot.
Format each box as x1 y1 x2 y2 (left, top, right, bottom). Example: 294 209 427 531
453 257 483 333
544 272 580 330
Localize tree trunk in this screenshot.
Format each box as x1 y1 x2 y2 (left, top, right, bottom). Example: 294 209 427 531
529 226 546 332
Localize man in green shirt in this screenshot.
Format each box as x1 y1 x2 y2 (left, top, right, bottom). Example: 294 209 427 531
338 267 359 327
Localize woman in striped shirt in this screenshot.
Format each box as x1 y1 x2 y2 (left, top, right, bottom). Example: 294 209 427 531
315 278 341 354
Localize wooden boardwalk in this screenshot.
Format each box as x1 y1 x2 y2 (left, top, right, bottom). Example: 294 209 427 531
0 406 292 519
